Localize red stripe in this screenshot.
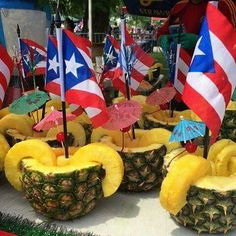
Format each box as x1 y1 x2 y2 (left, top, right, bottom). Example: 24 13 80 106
45 82 61 96
205 61 232 105
207 3 236 60
177 70 186 85
0 230 17 236
112 77 137 97
22 38 46 53
131 68 145 83
133 44 154 66
0 44 14 73
183 82 222 143
0 73 8 91
89 109 109 128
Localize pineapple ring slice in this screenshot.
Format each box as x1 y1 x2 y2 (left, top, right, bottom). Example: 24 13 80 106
4 139 57 191
0 134 10 171
0 114 34 136
46 121 86 147
138 128 181 153
0 107 10 119
207 139 235 161
160 154 211 215
215 144 236 176
70 143 124 197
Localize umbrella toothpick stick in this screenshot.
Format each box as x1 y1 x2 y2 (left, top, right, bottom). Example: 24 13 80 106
203 126 210 159
55 6 69 159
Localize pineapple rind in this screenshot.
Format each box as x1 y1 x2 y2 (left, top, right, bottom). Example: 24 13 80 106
4 139 57 191
21 159 103 220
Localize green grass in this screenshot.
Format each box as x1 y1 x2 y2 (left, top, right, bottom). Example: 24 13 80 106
0 212 97 236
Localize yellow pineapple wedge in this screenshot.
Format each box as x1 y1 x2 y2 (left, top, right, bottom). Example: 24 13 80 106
0 107 10 119
160 155 211 215
69 143 124 197
46 121 86 147
0 134 10 171
5 139 57 191
0 114 33 136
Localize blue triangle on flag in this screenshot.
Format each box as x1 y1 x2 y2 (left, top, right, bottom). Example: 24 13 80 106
189 16 215 73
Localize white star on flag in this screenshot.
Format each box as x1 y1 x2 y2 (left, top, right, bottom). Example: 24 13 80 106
48 55 59 74
65 53 83 77
106 47 116 64
194 36 205 56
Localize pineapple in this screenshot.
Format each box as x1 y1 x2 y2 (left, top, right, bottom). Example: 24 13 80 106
160 140 236 234
220 101 236 141
0 107 10 119
0 134 10 171
4 140 123 220
92 128 181 191
143 110 192 130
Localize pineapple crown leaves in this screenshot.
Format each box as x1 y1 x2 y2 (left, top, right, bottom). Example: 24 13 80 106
0 212 97 236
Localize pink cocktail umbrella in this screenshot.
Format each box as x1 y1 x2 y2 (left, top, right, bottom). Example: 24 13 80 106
146 87 177 106
34 106 76 131
102 100 142 131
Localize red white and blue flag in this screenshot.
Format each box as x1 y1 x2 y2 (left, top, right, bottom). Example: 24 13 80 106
46 30 108 127
103 29 154 96
173 44 191 96
0 44 14 108
182 2 236 143
20 38 46 76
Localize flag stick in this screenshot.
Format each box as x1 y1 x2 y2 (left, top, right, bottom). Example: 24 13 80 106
55 6 69 159
203 126 210 159
120 9 136 139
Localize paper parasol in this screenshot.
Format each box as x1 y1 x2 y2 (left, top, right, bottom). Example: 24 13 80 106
169 116 206 143
34 107 76 131
102 100 142 130
9 91 49 115
146 87 176 106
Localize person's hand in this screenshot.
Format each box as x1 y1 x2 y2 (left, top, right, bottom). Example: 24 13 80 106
172 32 198 49
159 35 170 51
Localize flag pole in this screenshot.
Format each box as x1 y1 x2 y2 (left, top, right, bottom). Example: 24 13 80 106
55 5 69 159
120 7 135 139
16 24 25 93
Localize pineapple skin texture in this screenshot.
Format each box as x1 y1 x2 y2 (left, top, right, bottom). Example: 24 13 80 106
173 186 236 234
119 145 166 191
22 160 103 220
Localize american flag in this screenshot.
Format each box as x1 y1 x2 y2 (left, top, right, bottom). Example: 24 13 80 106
182 2 236 143
46 30 108 127
20 38 46 76
103 26 154 96
0 44 14 108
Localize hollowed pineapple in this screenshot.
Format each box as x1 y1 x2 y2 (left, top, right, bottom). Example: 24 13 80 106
92 128 181 191
160 140 236 234
220 101 236 142
143 110 192 130
4 140 124 220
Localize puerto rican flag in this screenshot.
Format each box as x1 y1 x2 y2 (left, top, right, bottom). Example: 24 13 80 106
103 25 154 96
20 38 46 76
0 44 14 108
173 44 191 96
102 35 120 80
46 30 108 127
182 2 236 143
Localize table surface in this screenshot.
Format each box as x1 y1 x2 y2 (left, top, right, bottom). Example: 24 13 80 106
0 176 234 236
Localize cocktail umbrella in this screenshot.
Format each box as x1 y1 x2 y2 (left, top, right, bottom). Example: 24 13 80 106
102 100 141 130
33 106 76 131
8 90 49 115
146 87 176 106
169 116 206 143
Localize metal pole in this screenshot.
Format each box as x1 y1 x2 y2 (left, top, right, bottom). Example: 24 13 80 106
88 0 92 42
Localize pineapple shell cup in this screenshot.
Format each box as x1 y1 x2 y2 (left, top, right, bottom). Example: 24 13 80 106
4 140 124 220
160 140 236 234
92 128 181 192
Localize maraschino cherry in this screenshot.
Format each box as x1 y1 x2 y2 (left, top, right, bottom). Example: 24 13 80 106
56 132 65 142
185 142 198 153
